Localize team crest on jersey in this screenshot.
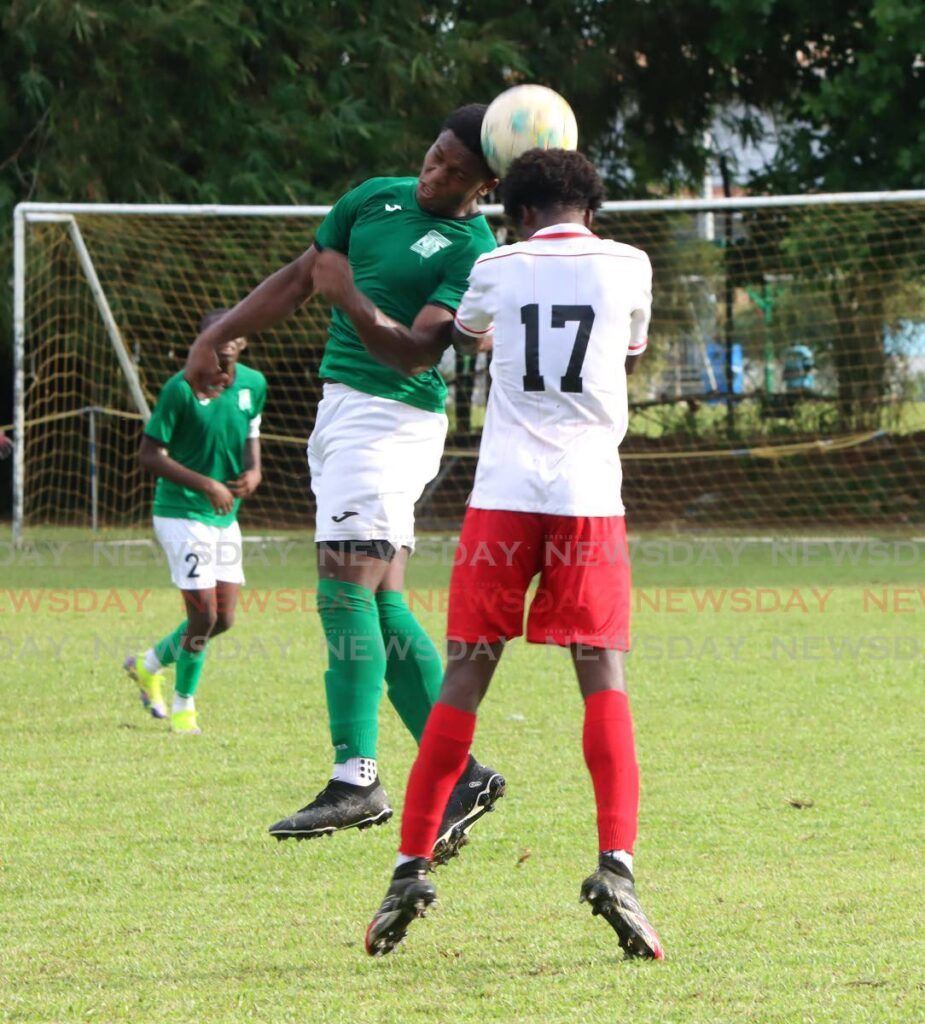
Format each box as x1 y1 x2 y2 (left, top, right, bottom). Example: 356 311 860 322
410 230 452 259
238 389 252 412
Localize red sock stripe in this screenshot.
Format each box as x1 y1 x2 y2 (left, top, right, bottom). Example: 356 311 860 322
400 702 476 859
582 689 639 853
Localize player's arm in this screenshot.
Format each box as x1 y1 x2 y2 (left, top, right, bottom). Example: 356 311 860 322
625 256 652 377
312 248 453 375
184 246 318 396
450 258 494 359
450 325 483 359
229 382 265 498
228 437 262 499
349 302 453 376
626 352 644 375
138 436 234 515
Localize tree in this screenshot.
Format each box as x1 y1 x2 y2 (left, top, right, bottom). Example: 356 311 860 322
4 0 923 408
0 0 525 365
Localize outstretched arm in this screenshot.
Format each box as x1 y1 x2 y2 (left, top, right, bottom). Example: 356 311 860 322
312 249 454 376
185 246 318 395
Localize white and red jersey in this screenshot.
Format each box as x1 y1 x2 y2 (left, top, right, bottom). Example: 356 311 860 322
454 223 651 516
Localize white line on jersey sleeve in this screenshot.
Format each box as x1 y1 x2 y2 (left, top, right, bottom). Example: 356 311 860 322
247 414 262 440
454 257 495 339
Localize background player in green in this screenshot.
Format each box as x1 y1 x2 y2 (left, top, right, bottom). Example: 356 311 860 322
125 310 265 735
184 105 505 859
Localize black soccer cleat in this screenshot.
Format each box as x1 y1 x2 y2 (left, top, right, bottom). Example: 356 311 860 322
580 854 665 960
267 778 393 841
432 756 506 866
365 859 437 956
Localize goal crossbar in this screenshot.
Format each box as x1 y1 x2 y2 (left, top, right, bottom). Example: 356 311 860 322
14 189 925 223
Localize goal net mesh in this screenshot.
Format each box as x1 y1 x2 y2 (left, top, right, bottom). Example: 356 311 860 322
16 196 925 533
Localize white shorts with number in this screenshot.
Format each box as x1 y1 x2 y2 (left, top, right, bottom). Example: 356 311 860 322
308 383 448 552
153 517 246 590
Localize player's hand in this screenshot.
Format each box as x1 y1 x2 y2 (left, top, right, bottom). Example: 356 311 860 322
227 469 261 498
0 431 12 460
203 479 235 515
312 249 356 310
184 339 231 399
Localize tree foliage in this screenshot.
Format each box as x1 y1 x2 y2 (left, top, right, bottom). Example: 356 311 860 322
3 0 923 396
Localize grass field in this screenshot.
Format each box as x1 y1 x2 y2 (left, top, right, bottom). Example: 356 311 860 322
1 530 923 1023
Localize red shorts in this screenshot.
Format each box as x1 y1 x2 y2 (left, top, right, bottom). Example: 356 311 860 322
447 508 631 650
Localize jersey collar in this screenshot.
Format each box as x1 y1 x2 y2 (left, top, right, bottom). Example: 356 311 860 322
528 223 596 240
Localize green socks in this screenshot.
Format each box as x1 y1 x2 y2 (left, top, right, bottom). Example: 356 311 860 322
377 591 443 742
318 578 386 763
316 583 444 760
175 643 208 698
153 620 187 668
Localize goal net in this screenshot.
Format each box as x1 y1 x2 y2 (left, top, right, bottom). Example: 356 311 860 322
12 192 925 539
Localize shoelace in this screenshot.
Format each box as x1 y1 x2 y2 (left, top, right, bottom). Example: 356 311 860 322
298 780 369 813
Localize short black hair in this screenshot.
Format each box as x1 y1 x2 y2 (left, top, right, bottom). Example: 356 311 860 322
501 149 605 222
200 308 230 332
442 103 494 179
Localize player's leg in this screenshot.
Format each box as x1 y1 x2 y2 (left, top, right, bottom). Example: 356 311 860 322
375 547 505 863
210 581 240 639
210 520 245 640
270 386 440 840
365 508 539 955
123 520 188 718
528 513 663 959
170 585 218 735
125 517 211 722
574 646 637 863
365 639 504 956
267 540 393 840
169 520 245 735
574 646 663 960
376 547 443 742
422 508 545 867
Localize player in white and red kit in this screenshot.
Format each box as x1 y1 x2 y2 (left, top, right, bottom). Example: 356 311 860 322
313 148 664 961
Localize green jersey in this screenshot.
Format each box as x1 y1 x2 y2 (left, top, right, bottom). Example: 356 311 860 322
145 364 267 527
315 177 496 412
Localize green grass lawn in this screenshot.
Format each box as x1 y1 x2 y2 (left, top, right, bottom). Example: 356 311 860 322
1 531 923 1023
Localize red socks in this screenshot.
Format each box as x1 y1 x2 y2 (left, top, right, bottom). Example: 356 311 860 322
400 691 636 857
400 702 476 858
582 689 639 853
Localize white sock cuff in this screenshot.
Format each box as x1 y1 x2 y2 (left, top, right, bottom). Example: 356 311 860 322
603 849 634 875
143 649 162 674
331 757 378 786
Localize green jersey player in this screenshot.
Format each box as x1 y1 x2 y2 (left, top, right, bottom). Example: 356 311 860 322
184 105 505 861
125 311 266 734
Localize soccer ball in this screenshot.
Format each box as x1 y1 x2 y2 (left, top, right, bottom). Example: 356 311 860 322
480 84 579 177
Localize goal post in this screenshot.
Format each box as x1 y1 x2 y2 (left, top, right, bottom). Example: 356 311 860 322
11 190 925 541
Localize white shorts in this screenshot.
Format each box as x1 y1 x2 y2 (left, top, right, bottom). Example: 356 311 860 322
153 517 246 590
308 383 448 551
